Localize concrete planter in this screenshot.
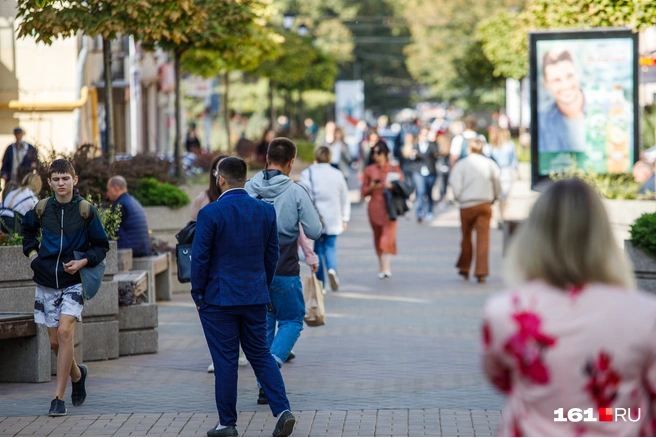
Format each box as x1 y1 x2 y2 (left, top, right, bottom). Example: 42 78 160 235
117 248 133 272
625 240 656 293
118 303 158 356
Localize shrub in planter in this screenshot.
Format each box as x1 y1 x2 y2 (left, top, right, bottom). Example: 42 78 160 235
133 177 190 209
630 212 656 258
36 144 179 200
294 140 315 163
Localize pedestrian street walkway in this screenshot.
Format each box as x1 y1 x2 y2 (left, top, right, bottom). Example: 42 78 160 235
0 201 506 436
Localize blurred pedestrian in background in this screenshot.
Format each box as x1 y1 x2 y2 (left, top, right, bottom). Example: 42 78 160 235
361 142 403 279
358 131 382 182
449 116 488 168
397 132 416 195
435 130 452 204
1 127 38 199
482 178 656 437
255 129 276 167
488 126 518 225
327 127 353 180
299 146 350 292
0 172 41 234
633 160 655 195
409 127 439 223
449 138 500 283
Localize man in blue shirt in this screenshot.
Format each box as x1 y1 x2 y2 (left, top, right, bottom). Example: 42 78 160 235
192 157 295 438
538 49 587 154
106 176 152 257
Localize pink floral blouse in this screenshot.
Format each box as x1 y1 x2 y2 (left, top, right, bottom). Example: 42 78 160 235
482 280 656 436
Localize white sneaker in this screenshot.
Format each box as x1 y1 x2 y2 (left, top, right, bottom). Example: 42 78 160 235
384 271 392 278
327 269 340 291
208 362 214 373
239 356 249 367
378 272 386 279
425 213 434 222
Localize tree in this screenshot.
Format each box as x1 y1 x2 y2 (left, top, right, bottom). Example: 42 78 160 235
181 25 281 153
128 0 274 175
400 0 523 106
478 0 656 81
16 0 133 162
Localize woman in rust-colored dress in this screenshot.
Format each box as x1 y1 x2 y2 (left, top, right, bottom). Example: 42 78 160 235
361 141 403 279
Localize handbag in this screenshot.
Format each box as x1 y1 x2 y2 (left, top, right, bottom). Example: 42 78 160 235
74 251 106 300
175 221 196 283
73 200 106 300
303 274 325 327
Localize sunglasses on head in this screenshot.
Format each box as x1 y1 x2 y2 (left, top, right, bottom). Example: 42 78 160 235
213 169 219 177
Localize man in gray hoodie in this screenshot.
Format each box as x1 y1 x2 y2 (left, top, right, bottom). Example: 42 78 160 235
245 137 322 402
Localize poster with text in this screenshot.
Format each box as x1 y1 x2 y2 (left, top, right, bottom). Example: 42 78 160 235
530 30 638 185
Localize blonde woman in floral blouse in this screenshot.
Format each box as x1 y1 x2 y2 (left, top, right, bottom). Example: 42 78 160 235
483 178 656 436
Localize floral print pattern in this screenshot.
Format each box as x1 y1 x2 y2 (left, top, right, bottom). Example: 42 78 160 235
503 308 557 384
583 351 620 408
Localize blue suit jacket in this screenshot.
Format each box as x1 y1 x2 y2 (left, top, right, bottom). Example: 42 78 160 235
190 189 279 307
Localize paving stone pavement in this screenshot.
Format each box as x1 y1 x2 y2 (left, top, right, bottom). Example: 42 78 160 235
0 201 506 436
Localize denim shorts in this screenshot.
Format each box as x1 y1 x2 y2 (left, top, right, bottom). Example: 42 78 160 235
34 283 84 327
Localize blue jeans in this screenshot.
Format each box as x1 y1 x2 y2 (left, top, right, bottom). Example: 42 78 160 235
412 172 437 219
199 304 290 426
267 275 304 365
314 234 338 286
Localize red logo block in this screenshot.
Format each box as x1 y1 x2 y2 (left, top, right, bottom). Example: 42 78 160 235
599 408 614 422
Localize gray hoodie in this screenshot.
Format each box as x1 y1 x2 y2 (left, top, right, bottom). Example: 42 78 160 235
245 170 322 276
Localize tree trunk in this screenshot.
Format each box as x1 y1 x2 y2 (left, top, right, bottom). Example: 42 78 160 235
174 50 183 179
102 38 115 162
298 91 305 137
268 78 275 129
223 71 231 155
285 91 293 134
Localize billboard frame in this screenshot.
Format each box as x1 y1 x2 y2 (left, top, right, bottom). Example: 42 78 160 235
529 27 639 189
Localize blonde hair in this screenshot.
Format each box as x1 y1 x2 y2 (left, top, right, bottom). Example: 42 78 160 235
504 179 634 290
314 145 332 163
488 126 511 148
468 137 485 154
21 172 42 194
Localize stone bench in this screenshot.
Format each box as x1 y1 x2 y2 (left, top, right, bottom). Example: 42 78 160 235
0 313 51 382
115 270 149 305
133 253 172 302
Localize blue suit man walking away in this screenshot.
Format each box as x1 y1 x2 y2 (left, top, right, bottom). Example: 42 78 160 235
245 138 322 405
191 157 295 438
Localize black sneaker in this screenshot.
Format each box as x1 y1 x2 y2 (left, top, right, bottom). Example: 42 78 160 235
257 388 268 405
285 351 295 362
49 397 67 417
71 364 87 406
272 410 295 437
207 425 238 437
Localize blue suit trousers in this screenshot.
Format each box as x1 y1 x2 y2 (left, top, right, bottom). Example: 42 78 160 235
199 304 290 426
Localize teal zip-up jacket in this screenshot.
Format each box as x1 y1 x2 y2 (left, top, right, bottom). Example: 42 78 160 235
22 195 109 289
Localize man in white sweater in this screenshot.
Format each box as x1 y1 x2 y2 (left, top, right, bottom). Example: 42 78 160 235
449 137 501 283
299 146 351 291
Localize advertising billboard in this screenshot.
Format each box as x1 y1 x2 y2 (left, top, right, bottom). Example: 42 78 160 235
529 29 639 188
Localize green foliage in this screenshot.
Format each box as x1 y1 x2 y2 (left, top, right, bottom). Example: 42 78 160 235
401 0 524 104
642 105 656 149
630 212 656 258
85 195 122 241
550 166 642 200
478 0 656 81
0 231 22 247
36 145 178 200
294 140 315 163
133 178 190 209
477 9 529 80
